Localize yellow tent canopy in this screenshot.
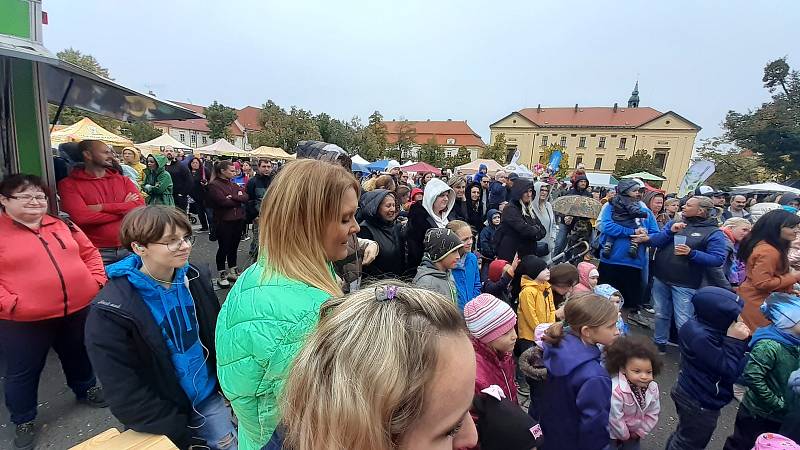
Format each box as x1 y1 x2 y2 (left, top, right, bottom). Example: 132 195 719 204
50 117 133 148
250 146 296 160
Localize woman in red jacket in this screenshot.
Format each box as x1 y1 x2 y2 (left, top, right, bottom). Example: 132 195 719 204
0 174 109 450
206 160 249 288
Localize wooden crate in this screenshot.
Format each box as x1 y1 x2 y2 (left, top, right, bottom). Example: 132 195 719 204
69 428 178 450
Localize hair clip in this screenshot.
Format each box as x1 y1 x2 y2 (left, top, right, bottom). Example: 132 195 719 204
376 285 399 302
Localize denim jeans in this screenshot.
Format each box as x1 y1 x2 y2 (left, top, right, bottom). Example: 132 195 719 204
189 392 238 450
666 385 721 450
652 277 696 346
553 222 568 257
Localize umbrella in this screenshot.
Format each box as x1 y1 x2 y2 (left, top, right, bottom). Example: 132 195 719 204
730 182 800 194
351 154 370 165
295 140 347 160
402 162 441 176
620 171 666 181
552 195 602 219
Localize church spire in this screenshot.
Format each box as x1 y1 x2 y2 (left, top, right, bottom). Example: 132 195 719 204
628 81 640 108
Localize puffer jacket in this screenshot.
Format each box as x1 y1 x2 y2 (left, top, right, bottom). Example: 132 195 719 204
357 189 406 279
676 286 749 410
143 154 175 206
0 214 105 321
215 261 333 450
741 329 800 422
494 179 546 262
517 276 555 342
472 337 517 402
609 372 660 441
451 252 482 310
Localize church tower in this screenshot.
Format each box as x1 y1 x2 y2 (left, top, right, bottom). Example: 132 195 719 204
628 81 640 108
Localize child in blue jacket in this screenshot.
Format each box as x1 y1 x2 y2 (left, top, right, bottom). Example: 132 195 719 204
447 220 482 310
665 287 751 450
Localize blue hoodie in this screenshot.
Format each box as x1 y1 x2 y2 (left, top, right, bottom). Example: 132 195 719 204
539 333 611 450
106 254 216 406
451 252 482 310
676 286 748 410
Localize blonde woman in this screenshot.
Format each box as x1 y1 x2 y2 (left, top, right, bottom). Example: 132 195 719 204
215 159 360 450
265 283 479 450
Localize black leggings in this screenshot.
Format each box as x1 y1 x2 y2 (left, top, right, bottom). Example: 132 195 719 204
216 220 243 271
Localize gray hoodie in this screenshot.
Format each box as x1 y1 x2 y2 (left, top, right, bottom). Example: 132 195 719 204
412 257 457 303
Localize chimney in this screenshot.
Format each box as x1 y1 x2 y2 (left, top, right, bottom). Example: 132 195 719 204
447 118 452 121
574 104 578 112
537 104 541 113
613 103 618 112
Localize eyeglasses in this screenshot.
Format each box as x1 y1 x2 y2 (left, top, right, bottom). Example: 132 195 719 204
154 235 196 252
8 193 48 203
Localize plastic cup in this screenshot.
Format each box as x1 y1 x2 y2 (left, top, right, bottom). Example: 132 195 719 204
674 235 687 254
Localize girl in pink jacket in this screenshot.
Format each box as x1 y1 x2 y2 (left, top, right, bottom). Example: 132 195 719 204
604 335 663 450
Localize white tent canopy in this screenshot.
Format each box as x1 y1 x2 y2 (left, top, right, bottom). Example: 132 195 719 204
731 182 800 194
351 154 370 165
561 172 619 188
456 159 504 175
505 162 534 178
194 138 244 156
136 133 192 156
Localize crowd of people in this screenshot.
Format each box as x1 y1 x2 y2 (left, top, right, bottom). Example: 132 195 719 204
1 141 799 450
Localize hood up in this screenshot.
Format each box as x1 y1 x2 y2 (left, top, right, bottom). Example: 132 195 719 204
691 286 743 332
359 189 394 224
422 178 455 222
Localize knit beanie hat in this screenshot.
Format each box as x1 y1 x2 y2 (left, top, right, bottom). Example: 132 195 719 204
518 255 548 280
424 228 464 263
594 284 621 300
488 259 509 283
761 292 800 330
464 294 517 344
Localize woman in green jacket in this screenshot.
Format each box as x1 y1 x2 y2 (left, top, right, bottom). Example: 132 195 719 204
143 154 174 206
215 159 360 450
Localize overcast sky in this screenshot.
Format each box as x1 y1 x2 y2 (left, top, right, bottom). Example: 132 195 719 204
42 0 799 145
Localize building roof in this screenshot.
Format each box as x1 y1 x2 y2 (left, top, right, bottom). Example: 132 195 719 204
514 106 664 129
382 120 485 147
237 106 263 131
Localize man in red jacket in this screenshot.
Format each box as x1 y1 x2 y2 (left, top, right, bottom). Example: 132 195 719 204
58 140 145 265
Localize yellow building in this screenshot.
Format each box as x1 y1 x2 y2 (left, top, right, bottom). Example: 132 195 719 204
489 84 700 192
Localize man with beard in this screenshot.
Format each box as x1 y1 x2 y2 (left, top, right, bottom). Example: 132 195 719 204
163 146 193 212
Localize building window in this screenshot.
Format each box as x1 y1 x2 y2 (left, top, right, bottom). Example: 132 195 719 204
505 147 517 164
541 136 548 147
578 136 586 148
559 136 567 147
594 157 603 170
179 132 185 142
446 138 455 145
654 151 668 169
618 137 627 149
190 134 197 147
598 137 606 148
615 158 625 170
202 136 207 144
575 155 583 167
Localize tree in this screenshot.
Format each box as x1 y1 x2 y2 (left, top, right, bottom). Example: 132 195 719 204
368 111 388 153
204 101 238 142
696 138 775 190
394 120 417 160
418 138 444 167
724 57 800 179
541 144 570 179
249 100 321 151
57 48 112 79
445 145 472 169
482 133 507 164
613 149 664 179
119 121 163 143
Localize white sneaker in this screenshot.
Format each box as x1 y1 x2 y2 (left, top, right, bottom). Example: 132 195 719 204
217 271 231 288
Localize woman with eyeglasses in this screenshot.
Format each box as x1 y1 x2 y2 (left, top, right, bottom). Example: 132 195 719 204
0 174 108 450
85 205 237 450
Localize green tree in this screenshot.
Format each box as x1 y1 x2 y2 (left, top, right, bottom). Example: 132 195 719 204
418 137 444 167
368 111 388 154
613 149 664 179
482 133 507 164
696 138 775 190
119 121 163 143
724 57 800 179
57 48 112 79
204 101 238 142
249 100 321 151
393 119 417 160
541 144 570 179
445 145 472 169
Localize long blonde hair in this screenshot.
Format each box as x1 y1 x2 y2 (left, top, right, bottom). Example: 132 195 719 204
281 282 468 450
258 159 359 296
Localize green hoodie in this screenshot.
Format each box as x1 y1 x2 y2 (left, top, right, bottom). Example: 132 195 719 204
143 154 174 206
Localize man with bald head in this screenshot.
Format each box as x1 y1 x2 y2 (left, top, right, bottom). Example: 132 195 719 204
722 194 751 222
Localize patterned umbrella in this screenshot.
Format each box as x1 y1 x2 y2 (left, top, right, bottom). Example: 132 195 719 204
552 195 602 219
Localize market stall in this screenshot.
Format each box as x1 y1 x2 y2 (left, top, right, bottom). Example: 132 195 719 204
250 146 296 160
135 133 192 156
456 158 504 175
49 117 133 149
194 138 246 157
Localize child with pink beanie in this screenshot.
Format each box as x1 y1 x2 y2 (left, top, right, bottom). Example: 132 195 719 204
464 293 519 402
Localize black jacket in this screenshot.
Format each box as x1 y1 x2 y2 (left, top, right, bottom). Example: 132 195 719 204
405 201 438 269
188 166 209 203
166 161 193 196
448 198 470 223
358 189 407 279
245 173 273 221
84 264 221 450
494 179 546 262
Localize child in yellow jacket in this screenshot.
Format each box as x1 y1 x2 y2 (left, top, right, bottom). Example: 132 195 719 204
512 255 555 343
